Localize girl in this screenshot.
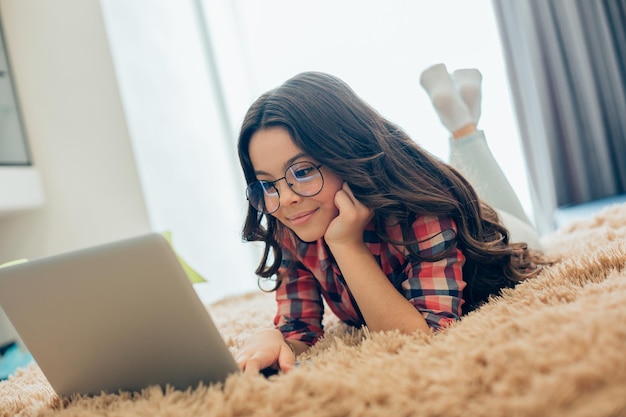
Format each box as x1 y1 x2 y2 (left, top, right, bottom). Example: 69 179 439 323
235 67 543 375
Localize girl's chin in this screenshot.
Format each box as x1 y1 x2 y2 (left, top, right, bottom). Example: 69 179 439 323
289 226 326 243
293 230 324 243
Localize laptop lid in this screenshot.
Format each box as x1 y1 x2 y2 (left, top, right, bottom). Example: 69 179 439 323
0 233 240 396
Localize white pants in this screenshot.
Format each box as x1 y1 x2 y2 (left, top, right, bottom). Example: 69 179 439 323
448 130 542 250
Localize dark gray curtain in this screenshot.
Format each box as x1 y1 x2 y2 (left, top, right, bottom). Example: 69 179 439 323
493 0 626 234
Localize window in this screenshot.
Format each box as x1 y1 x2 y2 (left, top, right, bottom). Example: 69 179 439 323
102 0 532 302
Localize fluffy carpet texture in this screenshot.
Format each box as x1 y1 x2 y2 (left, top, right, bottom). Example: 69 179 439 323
2 204 626 417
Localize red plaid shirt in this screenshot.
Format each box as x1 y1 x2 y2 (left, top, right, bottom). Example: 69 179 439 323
274 215 466 345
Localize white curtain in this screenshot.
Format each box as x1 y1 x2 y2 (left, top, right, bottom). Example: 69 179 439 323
100 0 259 304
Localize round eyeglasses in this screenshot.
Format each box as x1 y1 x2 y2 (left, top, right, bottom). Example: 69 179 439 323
246 161 324 214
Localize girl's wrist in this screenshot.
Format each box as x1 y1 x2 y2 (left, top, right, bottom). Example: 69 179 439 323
327 239 369 255
328 241 374 270
257 327 283 341
284 340 296 355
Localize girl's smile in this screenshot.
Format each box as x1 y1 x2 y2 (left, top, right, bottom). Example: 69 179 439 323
286 208 318 226
248 127 344 242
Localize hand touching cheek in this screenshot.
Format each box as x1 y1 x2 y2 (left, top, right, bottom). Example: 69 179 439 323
324 183 373 248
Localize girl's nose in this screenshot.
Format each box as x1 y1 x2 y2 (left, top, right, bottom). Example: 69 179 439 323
276 180 302 207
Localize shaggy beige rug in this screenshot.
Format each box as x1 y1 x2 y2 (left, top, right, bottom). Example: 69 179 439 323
2 204 626 417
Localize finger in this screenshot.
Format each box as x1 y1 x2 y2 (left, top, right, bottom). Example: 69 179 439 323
334 189 354 211
235 353 250 371
277 345 296 373
341 183 369 212
243 357 262 375
334 192 361 224
336 182 362 207
338 183 372 218
342 182 355 198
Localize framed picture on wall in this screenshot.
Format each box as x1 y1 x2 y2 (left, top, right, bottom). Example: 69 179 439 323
0 19 30 166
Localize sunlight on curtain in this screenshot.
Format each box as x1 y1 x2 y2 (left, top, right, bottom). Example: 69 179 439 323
101 1 258 304
101 0 533 302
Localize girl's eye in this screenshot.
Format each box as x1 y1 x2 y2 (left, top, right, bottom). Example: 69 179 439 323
293 167 314 179
260 181 275 192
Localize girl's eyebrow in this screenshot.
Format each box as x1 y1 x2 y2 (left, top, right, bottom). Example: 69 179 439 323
254 152 310 177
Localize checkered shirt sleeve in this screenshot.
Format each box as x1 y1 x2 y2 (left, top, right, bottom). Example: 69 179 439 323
394 216 466 330
274 236 325 346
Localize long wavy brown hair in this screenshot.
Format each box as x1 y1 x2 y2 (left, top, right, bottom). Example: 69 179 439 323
237 71 544 313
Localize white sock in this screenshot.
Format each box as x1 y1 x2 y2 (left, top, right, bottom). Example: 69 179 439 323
452 68 482 125
419 63 473 133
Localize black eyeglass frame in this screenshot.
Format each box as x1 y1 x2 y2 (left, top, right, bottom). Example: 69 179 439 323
246 161 324 214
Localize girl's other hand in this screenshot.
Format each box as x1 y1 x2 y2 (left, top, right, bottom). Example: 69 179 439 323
235 328 296 375
325 182 373 247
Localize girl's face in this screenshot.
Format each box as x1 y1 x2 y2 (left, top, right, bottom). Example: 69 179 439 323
248 126 344 243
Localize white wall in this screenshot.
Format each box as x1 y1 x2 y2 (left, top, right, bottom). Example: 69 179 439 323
0 0 151 344
0 0 150 262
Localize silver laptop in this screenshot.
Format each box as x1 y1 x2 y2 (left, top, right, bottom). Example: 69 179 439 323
0 233 240 396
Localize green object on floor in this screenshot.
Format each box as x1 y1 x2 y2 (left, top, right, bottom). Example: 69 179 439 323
0 259 28 269
162 231 207 284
